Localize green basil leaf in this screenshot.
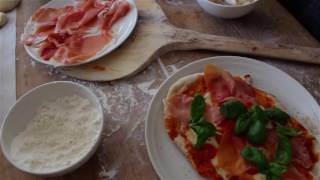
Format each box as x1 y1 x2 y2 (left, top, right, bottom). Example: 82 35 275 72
240 146 269 171
269 162 287 176
220 100 246 119
247 120 268 145
190 93 206 123
265 107 290 125
276 125 300 137
249 105 268 124
235 113 251 135
191 118 216 149
275 135 292 165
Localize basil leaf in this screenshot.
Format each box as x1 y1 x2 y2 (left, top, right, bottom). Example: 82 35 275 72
276 125 300 137
240 147 269 171
269 162 287 176
265 107 290 125
190 93 206 123
275 135 292 165
247 120 268 145
249 105 268 124
220 100 246 119
235 113 251 135
191 117 216 149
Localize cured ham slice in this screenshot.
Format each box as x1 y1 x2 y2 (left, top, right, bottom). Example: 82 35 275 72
22 34 47 46
55 10 85 32
24 0 131 64
77 7 101 28
291 136 315 169
32 6 74 23
35 20 57 34
99 0 131 35
39 41 57 60
166 94 192 124
204 105 224 128
204 65 256 107
47 32 71 46
233 77 255 107
54 33 111 64
217 121 249 176
283 165 312 180
204 64 235 104
165 92 225 137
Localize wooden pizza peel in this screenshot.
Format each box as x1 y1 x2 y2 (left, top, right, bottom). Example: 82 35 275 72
60 0 320 81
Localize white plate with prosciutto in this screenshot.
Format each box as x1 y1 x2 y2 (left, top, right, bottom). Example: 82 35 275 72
145 56 320 180
22 0 137 67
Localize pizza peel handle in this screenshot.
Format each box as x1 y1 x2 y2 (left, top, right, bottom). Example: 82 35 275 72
170 28 320 65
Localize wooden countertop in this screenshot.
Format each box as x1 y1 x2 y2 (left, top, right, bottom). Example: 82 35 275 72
1 0 320 179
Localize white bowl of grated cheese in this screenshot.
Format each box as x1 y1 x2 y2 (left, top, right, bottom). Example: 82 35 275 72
0 81 104 176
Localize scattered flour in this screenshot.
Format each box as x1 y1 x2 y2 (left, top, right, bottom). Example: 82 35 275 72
314 90 320 98
168 64 178 73
99 167 118 180
136 79 157 96
157 57 169 78
10 95 102 173
30 60 36 67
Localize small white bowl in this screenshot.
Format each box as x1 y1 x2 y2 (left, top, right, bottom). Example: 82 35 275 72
197 0 261 19
0 81 104 176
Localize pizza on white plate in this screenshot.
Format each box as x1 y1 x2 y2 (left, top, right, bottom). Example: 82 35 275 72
163 64 320 180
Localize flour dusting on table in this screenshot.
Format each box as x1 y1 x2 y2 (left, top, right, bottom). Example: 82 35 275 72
10 95 102 173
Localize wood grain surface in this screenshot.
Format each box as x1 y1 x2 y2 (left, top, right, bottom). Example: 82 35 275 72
1 0 320 180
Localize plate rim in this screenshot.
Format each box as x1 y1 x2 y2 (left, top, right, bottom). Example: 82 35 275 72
145 55 320 179
23 0 138 67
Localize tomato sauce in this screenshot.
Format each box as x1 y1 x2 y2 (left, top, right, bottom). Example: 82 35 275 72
181 76 207 96
165 117 179 139
254 88 276 108
186 143 222 179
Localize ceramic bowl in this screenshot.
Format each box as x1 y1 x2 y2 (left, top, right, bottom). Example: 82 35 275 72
197 0 261 19
0 81 104 176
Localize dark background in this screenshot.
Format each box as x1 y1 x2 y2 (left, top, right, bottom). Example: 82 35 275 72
280 0 320 41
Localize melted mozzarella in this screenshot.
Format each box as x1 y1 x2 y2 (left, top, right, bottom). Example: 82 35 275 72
186 129 197 146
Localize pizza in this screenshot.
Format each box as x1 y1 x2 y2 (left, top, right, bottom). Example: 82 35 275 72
163 64 320 180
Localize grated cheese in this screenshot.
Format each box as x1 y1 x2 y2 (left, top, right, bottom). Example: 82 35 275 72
10 95 102 173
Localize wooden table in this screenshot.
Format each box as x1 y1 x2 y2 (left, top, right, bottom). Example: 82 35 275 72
1 0 320 179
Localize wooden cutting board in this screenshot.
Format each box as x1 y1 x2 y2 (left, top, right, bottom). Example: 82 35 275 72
61 0 320 81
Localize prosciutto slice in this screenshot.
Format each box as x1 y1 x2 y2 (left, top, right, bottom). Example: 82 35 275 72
217 121 249 176
291 136 315 169
204 64 256 107
23 0 130 64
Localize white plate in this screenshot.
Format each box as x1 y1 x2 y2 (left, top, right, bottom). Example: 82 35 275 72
145 56 320 180
23 0 138 67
